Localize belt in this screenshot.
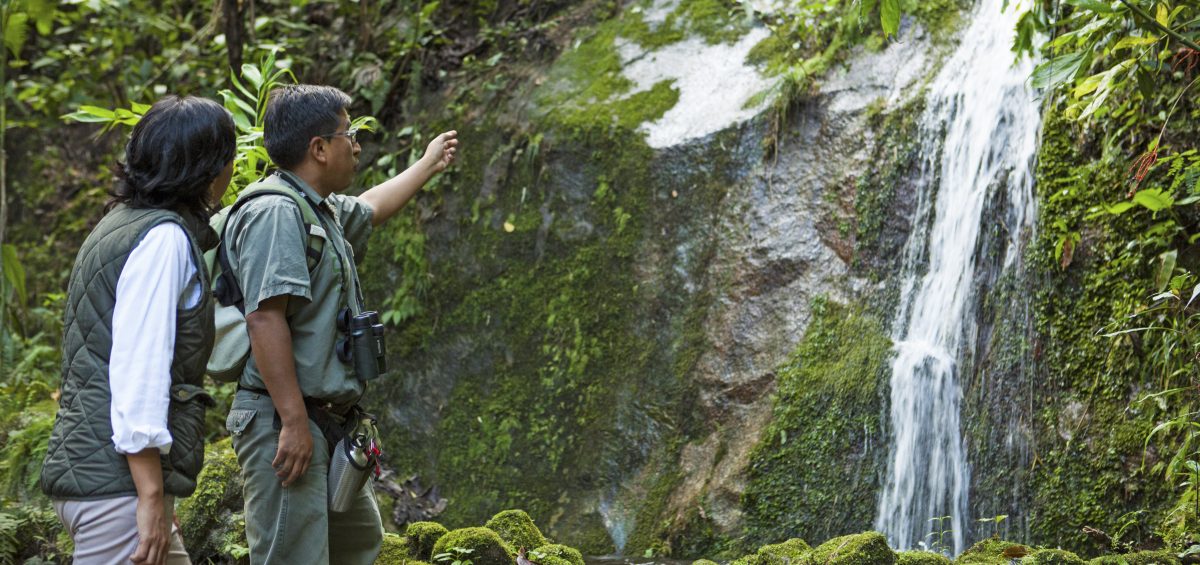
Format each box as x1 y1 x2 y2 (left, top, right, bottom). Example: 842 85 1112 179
236 384 353 418
237 384 358 455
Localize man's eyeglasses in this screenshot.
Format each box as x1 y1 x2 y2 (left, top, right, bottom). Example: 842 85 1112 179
321 128 359 144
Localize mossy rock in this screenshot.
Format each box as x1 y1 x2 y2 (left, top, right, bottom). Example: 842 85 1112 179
808 532 896 565
430 527 515 565
898 551 952 565
694 560 721 565
177 438 247 564
1021 549 1085 565
531 544 584 565
729 538 814 565
485 510 548 551
377 533 417 565
407 521 450 561
956 538 1031 564
1089 550 1180 565
761 538 812 559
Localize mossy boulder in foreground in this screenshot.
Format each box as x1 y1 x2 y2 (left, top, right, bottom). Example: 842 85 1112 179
897 550 952 565
731 537 813 565
177 438 246 563
808 532 896 565
956 538 1031 564
1021 549 1085 564
377 533 421 565
407 521 450 561
485 509 548 551
1088 550 1180 564
531 543 585 565
431 527 515 565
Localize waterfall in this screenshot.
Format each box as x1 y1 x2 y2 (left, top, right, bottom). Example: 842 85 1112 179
874 0 1041 555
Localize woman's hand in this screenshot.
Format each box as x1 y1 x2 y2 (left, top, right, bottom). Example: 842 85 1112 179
126 448 170 565
131 493 171 565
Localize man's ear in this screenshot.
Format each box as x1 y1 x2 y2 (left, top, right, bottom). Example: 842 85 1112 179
308 136 329 165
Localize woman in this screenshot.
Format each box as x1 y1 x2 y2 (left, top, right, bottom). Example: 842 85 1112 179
39 95 235 565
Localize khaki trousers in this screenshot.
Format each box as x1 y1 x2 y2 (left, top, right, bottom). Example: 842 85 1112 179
53 495 190 565
228 390 383 565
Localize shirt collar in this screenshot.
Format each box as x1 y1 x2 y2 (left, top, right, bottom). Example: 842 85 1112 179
275 169 326 206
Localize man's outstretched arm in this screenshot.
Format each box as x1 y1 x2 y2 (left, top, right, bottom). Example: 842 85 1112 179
359 130 459 226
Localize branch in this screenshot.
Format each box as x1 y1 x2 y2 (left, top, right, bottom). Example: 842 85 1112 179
1119 0 1200 52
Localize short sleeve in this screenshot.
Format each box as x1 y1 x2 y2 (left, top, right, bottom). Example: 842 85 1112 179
230 196 313 314
329 194 375 265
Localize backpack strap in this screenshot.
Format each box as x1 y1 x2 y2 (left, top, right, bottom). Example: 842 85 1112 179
211 182 326 313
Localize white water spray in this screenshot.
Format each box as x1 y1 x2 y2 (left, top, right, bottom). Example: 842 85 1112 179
875 0 1040 555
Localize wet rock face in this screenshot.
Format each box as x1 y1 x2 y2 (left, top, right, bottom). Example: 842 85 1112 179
360 3 941 553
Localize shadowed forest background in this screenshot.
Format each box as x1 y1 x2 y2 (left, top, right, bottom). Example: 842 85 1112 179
3 0 1200 563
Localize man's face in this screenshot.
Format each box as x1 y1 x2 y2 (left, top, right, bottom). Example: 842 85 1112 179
325 110 360 192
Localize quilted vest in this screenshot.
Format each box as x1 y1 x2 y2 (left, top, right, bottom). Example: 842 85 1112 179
40 204 216 499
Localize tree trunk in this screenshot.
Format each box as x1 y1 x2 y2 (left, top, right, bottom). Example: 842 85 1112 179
223 0 243 72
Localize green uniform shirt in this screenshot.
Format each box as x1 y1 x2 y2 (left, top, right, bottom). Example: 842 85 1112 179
226 171 374 405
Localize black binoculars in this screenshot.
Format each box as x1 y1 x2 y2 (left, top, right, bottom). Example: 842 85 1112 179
336 308 387 381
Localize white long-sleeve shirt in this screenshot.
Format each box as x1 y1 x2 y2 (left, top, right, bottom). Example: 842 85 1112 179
109 222 202 455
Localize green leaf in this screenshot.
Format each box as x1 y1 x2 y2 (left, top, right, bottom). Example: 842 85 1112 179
859 0 879 20
4 12 29 57
1 244 27 306
880 0 900 36
1156 250 1177 292
1113 35 1159 50
241 64 264 90
1133 188 1174 212
1105 201 1136 215
1031 51 1088 90
1065 0 1116 13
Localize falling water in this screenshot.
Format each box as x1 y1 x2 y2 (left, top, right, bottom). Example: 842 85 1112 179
875 0 1041 555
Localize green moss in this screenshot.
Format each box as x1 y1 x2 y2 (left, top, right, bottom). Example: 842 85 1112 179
431 527 515 565
807 532 896 565
731 537 814 565
485 510 548 551
897 551 952 565
694 560 721 565
407 522 450 561
955 538 1029 565
741 298 891 545
1022 549 1086 565
177 438 247 563
531 544 584 565
1024 105 1181 552
378 533 415 565
1088 550 1180 564
760 538 812 558
853 96 926 273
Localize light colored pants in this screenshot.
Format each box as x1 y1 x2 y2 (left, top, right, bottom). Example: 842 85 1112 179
53 495 191 565
228 390 383 565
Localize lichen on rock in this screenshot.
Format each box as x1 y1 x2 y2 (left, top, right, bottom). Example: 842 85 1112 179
177 438 247 563
407 521 450 561
485 509 548 551
531 543 585 565
1020 549 1086 565
807 532 896 565
897 550 951 565
431 527 516 565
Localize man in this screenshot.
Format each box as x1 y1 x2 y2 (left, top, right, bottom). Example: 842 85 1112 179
222 84 457 563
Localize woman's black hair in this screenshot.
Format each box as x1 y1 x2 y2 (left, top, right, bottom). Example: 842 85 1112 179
108 95 236 220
